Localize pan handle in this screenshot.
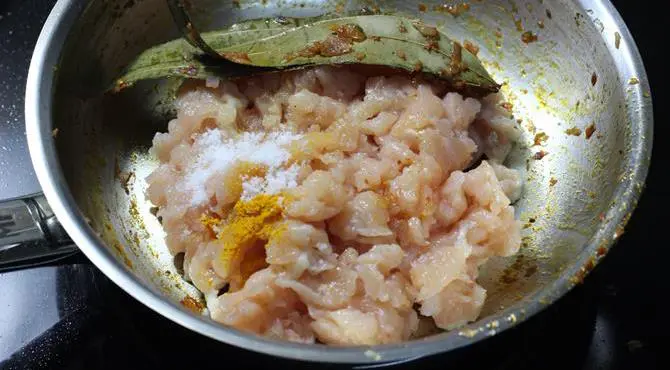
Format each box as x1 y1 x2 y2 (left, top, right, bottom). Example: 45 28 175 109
0 193 78 271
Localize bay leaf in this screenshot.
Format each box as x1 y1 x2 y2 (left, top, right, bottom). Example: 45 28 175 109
112 17 306 91
112 15 499 96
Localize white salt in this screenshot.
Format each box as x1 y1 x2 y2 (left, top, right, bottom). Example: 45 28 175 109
241 177 265 199
241 164 301 200
265 164 301 195
181 129 301 205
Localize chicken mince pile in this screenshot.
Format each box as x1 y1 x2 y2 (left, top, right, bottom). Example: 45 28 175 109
145 66 523 345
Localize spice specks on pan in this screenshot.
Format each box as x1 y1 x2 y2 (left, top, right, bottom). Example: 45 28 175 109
614 31 621 49
113 241 133 268
521 31 538 44
120 171 135 195
458 328 480 338
464 40 479 55
613 224 625 240
486 320 500 330
585 123 596 139
533 132 548 146
570 257 597 285
597 243 608 257
533 150 548 160
180 296 205 314
565 127 582 136
500 101 513 111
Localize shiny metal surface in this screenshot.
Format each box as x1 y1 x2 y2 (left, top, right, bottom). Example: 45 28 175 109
25 0 653 364
0 193 76 271
0 197 44 249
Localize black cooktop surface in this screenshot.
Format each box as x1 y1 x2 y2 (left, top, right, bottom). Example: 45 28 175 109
0 1 666 369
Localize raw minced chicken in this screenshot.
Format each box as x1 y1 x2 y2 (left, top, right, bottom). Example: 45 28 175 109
145 66 522 345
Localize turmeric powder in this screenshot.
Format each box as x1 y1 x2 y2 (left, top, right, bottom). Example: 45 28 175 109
200 214 221 229
202 194 288 288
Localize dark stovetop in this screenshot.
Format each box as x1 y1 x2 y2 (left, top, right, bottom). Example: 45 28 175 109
0 1 666 369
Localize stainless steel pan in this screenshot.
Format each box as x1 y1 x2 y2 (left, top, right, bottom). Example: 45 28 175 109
1 0 652 364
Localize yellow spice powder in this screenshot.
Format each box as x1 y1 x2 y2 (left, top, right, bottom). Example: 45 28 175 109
201 194 287 285
200 214 221 229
